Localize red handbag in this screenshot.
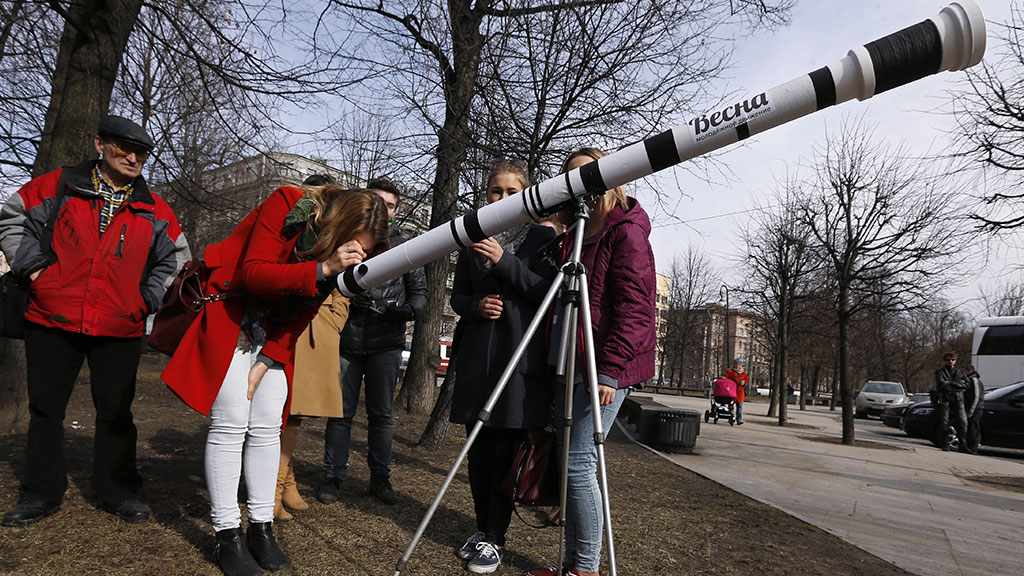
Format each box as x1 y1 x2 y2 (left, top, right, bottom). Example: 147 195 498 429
505 428 559 507
147 258 242 355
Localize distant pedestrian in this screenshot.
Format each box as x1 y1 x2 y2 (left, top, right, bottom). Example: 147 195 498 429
724 359 749 425
962 363 984 455
0 116 189 527
933 352 968 452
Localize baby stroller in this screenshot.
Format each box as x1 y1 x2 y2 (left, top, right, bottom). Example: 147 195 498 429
705 378 737 426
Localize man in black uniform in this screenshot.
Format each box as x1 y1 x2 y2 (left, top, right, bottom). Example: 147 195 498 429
934 352 968 452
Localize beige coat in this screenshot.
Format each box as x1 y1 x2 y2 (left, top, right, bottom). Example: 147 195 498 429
289 290 350 417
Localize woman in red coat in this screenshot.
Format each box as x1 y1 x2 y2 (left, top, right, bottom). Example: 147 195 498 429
161 185 388 576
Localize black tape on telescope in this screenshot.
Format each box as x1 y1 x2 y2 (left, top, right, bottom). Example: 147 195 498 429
579 161 608 196
808 66 837 110
341 267 364 295
864 20 943 95
644 130 681 172
463 211 488 243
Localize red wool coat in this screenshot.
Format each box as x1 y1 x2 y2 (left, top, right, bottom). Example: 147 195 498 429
725 368 749 403
161 187 323 416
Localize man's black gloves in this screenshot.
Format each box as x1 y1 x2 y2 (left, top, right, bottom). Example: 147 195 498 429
381 303 414 321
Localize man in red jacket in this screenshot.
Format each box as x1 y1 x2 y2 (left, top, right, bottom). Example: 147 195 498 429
0 116 190 526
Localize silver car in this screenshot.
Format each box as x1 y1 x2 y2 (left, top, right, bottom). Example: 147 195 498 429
855 380 909 418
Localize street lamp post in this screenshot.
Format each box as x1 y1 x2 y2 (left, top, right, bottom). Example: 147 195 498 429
719 284 730 375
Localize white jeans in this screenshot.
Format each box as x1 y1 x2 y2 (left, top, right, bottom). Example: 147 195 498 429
205 348 287 531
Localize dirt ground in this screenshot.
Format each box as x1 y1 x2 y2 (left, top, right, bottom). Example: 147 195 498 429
0 354 911 576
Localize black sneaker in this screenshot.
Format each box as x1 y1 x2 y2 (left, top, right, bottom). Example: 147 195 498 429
317 477 342 504
369 474 398 505
466 541 502 574
455 530 485 560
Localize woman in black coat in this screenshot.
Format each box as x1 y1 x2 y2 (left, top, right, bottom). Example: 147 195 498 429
449 161 557 574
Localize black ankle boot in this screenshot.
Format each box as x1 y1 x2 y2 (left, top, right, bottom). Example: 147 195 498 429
247 521 289 571
213 527 262 576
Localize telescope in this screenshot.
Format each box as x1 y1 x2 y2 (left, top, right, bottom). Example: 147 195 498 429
337 0 986 298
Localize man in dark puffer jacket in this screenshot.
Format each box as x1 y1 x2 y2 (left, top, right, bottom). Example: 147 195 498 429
318 179 427 505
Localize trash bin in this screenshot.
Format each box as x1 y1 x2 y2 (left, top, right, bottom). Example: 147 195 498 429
656 409 700 453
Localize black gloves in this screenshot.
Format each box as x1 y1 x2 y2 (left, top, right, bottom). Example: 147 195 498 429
382 303 414 321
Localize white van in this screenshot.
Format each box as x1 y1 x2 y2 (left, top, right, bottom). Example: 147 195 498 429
972 316 1024 390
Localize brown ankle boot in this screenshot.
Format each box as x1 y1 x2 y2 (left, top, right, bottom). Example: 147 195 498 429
282 461 308 511
274 465 292 521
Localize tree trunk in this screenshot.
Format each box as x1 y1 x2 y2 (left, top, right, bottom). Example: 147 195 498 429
1 0 142 429
404 1 485 416
419 354 459 446
777 290 789 425
0 339 28 433
33 0 145 177
839 284 854 444
830 358 839 411
798 364 807 411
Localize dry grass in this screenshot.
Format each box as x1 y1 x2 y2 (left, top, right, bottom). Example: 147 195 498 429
0 355 911 575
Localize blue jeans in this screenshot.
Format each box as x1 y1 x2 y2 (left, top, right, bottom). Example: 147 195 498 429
554 380 627 573
736 401 743 422
323 349 402 479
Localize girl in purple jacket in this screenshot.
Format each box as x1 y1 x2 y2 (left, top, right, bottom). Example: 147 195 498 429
534 148 657 576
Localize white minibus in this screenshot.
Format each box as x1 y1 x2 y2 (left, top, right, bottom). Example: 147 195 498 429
972 316 1024 390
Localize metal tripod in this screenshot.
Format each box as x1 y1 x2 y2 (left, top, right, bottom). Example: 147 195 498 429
392 200 618 576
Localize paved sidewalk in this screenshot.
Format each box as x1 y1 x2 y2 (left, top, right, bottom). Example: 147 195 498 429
623 393 1024 576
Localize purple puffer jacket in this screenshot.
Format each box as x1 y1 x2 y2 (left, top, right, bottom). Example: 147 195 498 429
564 197 656 388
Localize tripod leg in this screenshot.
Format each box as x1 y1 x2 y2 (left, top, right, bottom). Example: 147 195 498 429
556 298 579 572
574 272 619 576
391 271 565 576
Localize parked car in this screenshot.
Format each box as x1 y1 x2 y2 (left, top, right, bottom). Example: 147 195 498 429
880 393 931 428
901 381 1024 450
855 381 910 418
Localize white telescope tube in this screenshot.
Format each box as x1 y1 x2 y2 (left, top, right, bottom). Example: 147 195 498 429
339 0 985 297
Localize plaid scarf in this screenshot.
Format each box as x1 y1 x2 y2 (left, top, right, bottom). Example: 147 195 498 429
91 165 133 235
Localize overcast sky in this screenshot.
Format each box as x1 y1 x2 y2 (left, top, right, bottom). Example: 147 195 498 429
635 0 1014 319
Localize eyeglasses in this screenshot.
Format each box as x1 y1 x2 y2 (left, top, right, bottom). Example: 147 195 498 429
105 140 150 162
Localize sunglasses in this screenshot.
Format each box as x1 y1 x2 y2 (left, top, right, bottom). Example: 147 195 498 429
105 140 150 162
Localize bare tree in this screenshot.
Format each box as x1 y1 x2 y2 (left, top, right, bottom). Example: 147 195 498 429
326 0 794 415
978 277 1024 316
742 181 818 425
800 119 964 445
951 3 1024 230
661 247 720 387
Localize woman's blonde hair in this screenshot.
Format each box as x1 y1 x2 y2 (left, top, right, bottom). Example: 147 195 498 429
299 186 390 260
486 160 529 192
560 147 627 218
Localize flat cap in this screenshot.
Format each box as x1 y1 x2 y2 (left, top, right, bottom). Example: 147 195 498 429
97 115 155 152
